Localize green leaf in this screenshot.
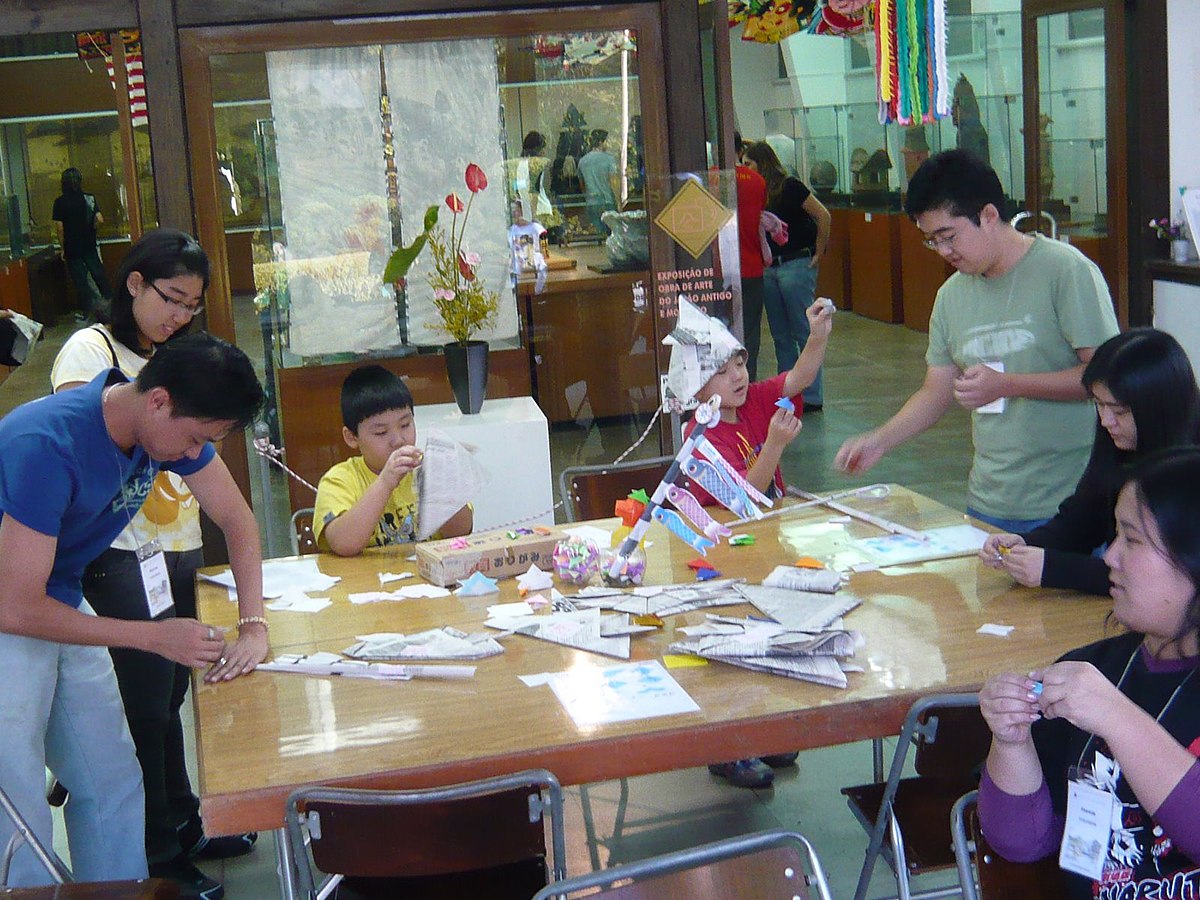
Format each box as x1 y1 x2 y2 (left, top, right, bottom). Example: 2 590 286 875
383 233 428 283
423 204 440 232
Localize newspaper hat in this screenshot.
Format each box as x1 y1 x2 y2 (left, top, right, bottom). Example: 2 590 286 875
662 296 745 405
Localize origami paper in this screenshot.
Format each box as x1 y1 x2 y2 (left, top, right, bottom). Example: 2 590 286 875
415 428 489 540
661 296 744 406
343 627 504 660
456 571 499 596
516 564 554 594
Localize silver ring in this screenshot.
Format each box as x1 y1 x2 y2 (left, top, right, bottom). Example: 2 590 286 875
219 657 227 665
207 627 215 640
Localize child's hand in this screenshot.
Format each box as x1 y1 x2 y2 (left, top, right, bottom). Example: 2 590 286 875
379 445 424 489
766 407 803 448
806 298 835 339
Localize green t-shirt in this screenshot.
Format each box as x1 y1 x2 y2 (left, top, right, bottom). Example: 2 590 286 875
926 235 1119 519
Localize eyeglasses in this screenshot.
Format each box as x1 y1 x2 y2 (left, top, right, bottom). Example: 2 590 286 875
922 231 959 251
148 281 204 317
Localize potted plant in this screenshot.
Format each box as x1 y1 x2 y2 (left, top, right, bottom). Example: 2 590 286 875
1148 216 1192 264
385 163 501 414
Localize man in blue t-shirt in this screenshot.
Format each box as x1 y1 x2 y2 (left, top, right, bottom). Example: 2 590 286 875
0 333 266 888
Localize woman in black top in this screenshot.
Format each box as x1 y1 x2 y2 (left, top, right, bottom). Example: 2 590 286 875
743 142 831 409
980 328 1200 594
52 167 111 320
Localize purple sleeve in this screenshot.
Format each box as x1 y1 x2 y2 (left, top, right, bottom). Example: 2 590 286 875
1154 760 1200 864
977 765 1062 863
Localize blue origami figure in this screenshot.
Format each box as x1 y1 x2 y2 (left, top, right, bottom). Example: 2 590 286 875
456 571 499 596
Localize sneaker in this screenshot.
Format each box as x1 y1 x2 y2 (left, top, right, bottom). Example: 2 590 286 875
178 815 258 860
761 751 800 769
708 758 774 789
149 853 224 900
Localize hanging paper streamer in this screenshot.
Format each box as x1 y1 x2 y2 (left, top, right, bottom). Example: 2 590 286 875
728 0 820 44
653 508 716 556
693 437 773 511
876 0 949 125
683 458 755 520
666 485 734 542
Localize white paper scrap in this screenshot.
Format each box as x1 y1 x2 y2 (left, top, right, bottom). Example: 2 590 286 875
562 524 613 547
266 592 332 613
199 558 341 598
379 571 415 585
977 623 1015 637
545 660 700 727
488 601 535 618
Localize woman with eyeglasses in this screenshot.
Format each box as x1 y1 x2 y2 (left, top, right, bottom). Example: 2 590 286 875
49 228 255 900
980 328 1200 595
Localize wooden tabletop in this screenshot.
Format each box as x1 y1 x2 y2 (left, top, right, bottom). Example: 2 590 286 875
192 486 1111 835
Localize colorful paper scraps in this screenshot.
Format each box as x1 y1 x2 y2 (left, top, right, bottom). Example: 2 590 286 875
729 534 756 546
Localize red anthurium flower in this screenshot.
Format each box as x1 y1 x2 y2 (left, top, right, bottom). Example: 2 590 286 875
445 192 465 213
457 250 476 282
464 163 488 193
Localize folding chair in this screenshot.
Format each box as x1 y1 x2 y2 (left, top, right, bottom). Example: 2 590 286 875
951 790 1066 900
283 769 566 900
0 783 71 886
842 693 992 900
290 507 317 556
530 829 833 900
558 456 674 522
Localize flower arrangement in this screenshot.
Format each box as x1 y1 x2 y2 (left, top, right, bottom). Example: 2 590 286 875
384 163 500 343
1148 217 1185 241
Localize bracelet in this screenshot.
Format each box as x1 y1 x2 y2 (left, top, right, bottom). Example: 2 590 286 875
237 615 269 631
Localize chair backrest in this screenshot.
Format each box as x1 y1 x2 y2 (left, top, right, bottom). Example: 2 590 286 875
530 830 832 900
285 769 565 898
558 456 675 522
290 507 317 556
952 790 1066 900
912 702 992 778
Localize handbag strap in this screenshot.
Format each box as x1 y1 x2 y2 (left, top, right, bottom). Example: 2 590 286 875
92 325 119 368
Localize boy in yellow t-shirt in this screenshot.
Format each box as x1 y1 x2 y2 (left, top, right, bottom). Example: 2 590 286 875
314 365 472 556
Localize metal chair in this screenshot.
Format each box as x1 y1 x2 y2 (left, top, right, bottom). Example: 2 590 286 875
531 829 832 900
558 456 675 522
0 783 71 886
951 790 1066 900
290 507 317 556
842 693 992 900
283 769 566 900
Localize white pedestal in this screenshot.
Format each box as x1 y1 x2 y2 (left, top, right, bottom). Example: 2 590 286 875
413 396 554 531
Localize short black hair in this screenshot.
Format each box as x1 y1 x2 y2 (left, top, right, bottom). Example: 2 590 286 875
341 365 413 432
522 131 546 155
903 149 1007 224
135 332 264 431
589 129 609 149
61 168 83 193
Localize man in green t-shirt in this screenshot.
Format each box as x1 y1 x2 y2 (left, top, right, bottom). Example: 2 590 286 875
835 150 1119 532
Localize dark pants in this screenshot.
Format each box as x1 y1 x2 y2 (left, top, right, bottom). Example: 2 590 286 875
65 247 110 315
741 276 765 382
82 546 204 866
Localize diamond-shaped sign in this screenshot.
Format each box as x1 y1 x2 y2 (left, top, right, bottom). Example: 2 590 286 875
653 179 734 259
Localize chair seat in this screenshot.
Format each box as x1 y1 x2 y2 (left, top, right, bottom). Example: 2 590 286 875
843 775 981 872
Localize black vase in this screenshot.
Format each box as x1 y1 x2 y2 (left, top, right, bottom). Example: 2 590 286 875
443 340 489 414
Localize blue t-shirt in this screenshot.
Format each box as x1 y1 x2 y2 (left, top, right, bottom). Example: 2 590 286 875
0 369 214 608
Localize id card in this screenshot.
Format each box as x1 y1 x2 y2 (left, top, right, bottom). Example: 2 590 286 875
976 361 1007 414
1059 777 1113 880
137 540 174 618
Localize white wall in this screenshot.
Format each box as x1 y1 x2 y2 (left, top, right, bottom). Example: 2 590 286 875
729 24 798 141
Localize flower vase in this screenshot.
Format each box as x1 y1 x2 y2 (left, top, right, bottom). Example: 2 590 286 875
1172 239 1193 264
443 340 489 414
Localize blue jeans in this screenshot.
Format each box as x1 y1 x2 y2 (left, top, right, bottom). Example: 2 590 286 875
0 600 147 885
967 508 1052 534
65 247 110 315
763 256 822 405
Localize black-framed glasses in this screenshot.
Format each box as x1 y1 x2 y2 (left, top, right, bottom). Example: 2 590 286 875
148 281 204 317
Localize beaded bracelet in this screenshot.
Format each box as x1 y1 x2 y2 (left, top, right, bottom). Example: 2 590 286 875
237 615 269 631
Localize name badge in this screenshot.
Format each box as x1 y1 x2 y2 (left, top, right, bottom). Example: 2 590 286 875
137 540 174 618
1059 778 1113 880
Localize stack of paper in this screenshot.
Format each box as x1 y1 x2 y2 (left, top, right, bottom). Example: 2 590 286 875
484 607 654 659
343 627 504 661
199 557 341 598
734 583 860 632
259 651 475 680
572 579 747 617
668 621 860 688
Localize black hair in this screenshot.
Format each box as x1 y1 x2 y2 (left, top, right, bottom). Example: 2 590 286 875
61 168 82 193
903 149 1006 224
589 129 609 149
100 228 210 355
734 131 746 156
522 131 546 155
135 332 264 431
1121 447 1200 650
340 364 413 432
1083 328 1200 465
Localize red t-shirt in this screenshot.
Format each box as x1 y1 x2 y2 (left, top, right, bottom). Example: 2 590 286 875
736 164 768 279
683 372 800 506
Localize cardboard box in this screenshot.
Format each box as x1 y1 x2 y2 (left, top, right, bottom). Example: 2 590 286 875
416 526 567 587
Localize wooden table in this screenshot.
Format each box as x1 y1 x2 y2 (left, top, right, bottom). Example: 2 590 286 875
193 486 1110 839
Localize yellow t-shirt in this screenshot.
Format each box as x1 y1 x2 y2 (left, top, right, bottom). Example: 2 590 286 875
313 456 419 552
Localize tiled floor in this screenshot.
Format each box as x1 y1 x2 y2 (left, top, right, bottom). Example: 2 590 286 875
3 308 973 897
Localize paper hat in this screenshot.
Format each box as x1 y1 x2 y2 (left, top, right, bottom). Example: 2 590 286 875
662 296 745 405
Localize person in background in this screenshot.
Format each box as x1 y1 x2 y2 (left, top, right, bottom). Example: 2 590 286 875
734 132 769 381
50 229 259 900
505 131 564 245
977 448 1200 899
314 365 472 556
52 167 111 322
0 333 267 893
744 141 831 410
577 129 620 236
981 329 1200 596
836 150 1119 532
